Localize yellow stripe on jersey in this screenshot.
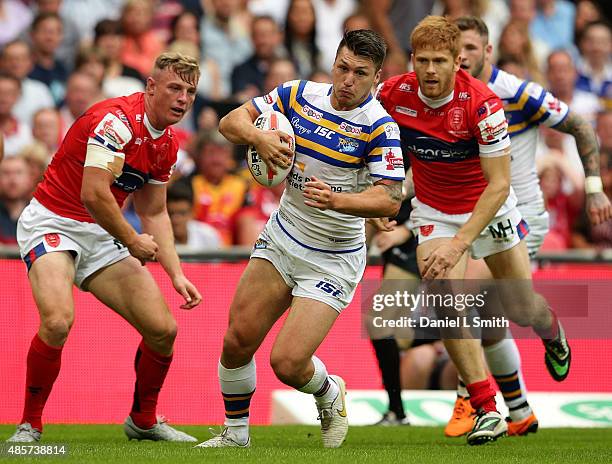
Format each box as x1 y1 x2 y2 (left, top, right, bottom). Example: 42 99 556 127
504 87 530 112
289 98 370 142
295 135 363 164
507 104 549 133
369 122 394 140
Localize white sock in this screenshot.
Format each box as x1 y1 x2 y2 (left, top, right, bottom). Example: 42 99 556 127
457 376 469 398
219 359 256 444
484 338 533 421
298 356 339 408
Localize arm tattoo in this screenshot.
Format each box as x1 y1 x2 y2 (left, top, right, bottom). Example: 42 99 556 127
555 111 600 176
380 181 403 203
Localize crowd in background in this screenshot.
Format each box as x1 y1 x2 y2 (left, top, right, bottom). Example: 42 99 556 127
0 0 610 251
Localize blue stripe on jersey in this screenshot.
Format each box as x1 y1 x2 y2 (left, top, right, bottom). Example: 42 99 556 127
278 83 292 114
371 173 405 181
251 98 262 114
508 81 529 104
489 66 500 84
275 213 364 253
367 155 383 162
292 115 368 157
93 134 119 152
368 131 402 151
298 144 363 168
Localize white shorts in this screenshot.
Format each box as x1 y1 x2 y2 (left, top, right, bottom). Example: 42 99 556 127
517 202 549 258
408 198 528 260
251 213 367 313
17 198 131 289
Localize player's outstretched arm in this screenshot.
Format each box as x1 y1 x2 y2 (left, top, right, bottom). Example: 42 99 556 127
303 177 402 217
133 183 202 309
554 111 612 225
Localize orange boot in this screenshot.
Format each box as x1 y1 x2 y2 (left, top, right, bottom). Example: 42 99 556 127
507 414 539 436
444 396 476 437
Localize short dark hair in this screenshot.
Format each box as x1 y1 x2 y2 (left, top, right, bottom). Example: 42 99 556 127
335 29 387 71
31 12 62 31
167 181 194 204
455 16 489 42
94 19 123 43
579 19 612 43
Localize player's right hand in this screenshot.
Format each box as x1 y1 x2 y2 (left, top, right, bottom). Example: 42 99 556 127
127 234 159 265
254 130 293 175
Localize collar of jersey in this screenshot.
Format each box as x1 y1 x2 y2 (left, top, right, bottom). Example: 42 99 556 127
417 86 454 109
144 113 166 140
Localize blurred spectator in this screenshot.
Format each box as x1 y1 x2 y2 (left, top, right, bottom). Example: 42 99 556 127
75 46 144 98
120 0 164 77
190 130 249 246
343 11 371 32
169 9 200 46
284 0 319 80
546 49 602 126
248 0 289 25
200 0 252 101
364 0 433 55
167 181 222 249
0 73 33 158
497 55 529 80
28 12 67 105
572 110 612 249
574 0 603 40
531 0 575 51
0 39 55 126
498 19 546 84
263 58 297 94
432 0 508 52
0 0 33 46
575 21 612 110
150 0 184 44
0 156 34 244
18 141 50 184
312 0 356 71
538 151 584 250
231 15 284 102
60 0 125 42
509 0 536 23
308 69 332 83
34 0 81 70
59 72 102 134
32 107 62 154
94 19 143 81
380 49 408 82
197 106 220 131
235 182 284 246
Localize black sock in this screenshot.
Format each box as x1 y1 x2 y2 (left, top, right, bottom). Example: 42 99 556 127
371 338 405 418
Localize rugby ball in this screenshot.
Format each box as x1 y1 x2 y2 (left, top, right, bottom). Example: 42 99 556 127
247 110 295 187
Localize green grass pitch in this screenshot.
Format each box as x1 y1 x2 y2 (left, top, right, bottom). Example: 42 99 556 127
1 425 611 463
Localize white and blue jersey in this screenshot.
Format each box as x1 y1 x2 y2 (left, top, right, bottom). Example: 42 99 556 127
488 66 569 207
252 80 405 252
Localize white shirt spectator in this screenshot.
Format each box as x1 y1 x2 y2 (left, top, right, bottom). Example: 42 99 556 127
185 220 222 249
312 0 356 71
4 120 33 157
14 78 55 126
0 1 33 46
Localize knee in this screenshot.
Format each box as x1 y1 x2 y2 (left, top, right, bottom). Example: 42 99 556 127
269 351 309 386
40 316 73 345
222 328 256 365
145 319 178 350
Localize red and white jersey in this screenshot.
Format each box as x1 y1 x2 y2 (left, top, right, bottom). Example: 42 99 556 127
35 93 178 223
378 69 512 214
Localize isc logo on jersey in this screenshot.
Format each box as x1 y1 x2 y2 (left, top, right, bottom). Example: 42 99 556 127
247 110 296 187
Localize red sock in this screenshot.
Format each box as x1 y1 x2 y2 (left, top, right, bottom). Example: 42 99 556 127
535 308 559 341
129 340 173 429
21 334 63 431
466 379 497 413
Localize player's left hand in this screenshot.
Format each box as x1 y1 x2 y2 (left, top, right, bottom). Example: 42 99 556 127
586 192 612 225
303 176 335 210
172 275 202 310
376 226 411 253
367 217 397 232
422 237 468 280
